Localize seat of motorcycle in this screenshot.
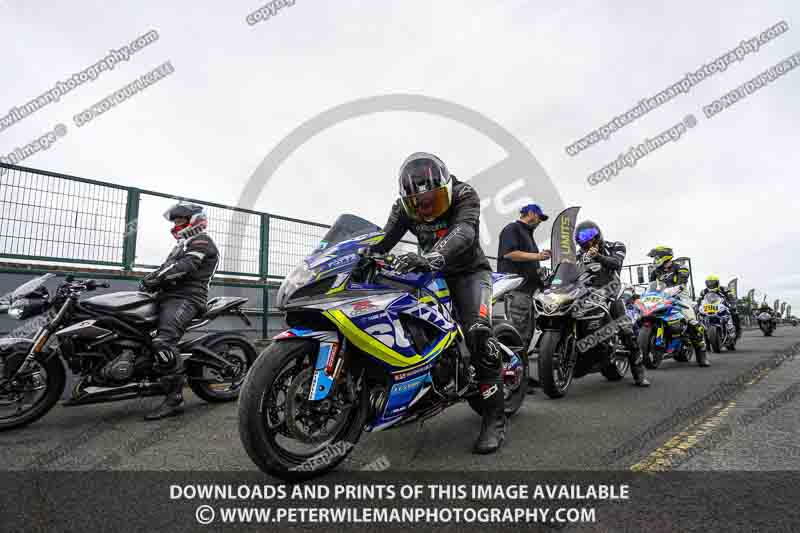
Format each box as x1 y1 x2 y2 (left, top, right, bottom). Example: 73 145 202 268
200 296 248 320
83 291 156 312
82 291 159 323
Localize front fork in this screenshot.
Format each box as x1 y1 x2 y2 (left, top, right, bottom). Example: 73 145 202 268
10 299 71 380
307 338 350 402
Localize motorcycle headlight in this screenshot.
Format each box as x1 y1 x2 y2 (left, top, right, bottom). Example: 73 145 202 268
8 297 47 320
276 262 316 309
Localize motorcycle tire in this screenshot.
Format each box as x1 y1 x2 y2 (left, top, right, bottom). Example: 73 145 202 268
237 339 367 481
639 326 662 369
600 359 628 381
537 330 574 399
188 336 258 402
468 323 527 417
708 328 722 354
0 353 65 432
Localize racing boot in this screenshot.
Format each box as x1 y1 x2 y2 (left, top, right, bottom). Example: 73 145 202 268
144 374 185 420
696 347 710 367
473 380 507 454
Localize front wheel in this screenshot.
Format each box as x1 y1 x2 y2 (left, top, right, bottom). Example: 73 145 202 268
537 330 575 399
708 327 722 354
639 326 662 369
0 353 65 432
238 339 366 481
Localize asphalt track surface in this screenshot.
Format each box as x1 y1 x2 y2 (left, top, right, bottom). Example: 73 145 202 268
2 327 800 474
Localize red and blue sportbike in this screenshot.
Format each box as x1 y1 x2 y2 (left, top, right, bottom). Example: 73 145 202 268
238 214 527 480
635 282 695 368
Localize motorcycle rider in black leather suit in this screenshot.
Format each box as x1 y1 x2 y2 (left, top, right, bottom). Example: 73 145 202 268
647 246 709 367
368 152 507 454
136 202 220 420
574 221 650 387
696 275 742 340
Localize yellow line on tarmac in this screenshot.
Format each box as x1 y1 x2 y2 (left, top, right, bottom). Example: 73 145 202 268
630 400 738 472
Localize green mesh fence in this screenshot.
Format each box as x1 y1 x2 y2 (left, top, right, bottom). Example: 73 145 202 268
0 164 128 266
0 162 489 281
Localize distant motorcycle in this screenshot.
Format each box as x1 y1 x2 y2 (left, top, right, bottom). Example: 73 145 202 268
697 292 737 353
634 282 695 369
757 312 777 336
0 274 257 431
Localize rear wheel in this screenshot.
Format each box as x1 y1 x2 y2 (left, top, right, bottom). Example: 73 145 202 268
188 337 257 402
0 353 65 432
467 324 526 417
538 330 575 399
238 339 366 481
601 346 629 381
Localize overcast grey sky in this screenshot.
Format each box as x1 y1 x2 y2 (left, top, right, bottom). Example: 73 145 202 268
1 0 798 308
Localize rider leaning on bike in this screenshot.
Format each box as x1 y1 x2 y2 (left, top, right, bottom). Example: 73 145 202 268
575 221 650 387
647 246 710 367
696 275 742 340
367 152 507 455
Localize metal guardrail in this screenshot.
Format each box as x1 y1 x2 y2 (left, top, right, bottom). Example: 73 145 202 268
0 162 497 339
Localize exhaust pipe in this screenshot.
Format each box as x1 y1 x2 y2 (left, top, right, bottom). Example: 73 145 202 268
63 380 166 407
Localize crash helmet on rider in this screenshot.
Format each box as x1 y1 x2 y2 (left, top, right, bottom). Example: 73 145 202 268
398 153 453 223
647 246 674 267
163 202 208 240
705 275 721 290
574 220 603 251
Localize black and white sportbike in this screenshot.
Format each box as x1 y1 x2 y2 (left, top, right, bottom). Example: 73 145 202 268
0 274 257 431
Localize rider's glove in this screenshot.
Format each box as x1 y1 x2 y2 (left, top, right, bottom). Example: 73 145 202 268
393 252 445 275
139 273 163 292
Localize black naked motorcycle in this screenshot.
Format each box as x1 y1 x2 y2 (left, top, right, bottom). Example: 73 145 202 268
533 260 630 398
0 273 257 431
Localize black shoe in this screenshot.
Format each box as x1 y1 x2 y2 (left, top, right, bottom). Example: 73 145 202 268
630 363 651 387
473 383 507 455
144 395 184 420
144 375 185 421
696 348 710 367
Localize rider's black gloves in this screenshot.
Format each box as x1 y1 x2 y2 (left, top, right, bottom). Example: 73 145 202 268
139 273 163 292
393 252 445 274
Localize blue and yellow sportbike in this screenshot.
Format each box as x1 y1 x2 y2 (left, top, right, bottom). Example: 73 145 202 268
634 282 695 369
238 215 527 480
697 292 737 353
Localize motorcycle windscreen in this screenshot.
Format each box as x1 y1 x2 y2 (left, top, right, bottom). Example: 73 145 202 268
548 261 580 289
11 273 56 300
314 214 382 254
549 206 581 267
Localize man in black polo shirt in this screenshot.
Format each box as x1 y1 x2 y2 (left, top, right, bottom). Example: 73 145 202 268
498 204 551 393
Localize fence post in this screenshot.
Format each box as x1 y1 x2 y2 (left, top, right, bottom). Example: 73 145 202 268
122 188 140 270
259 213 271 340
